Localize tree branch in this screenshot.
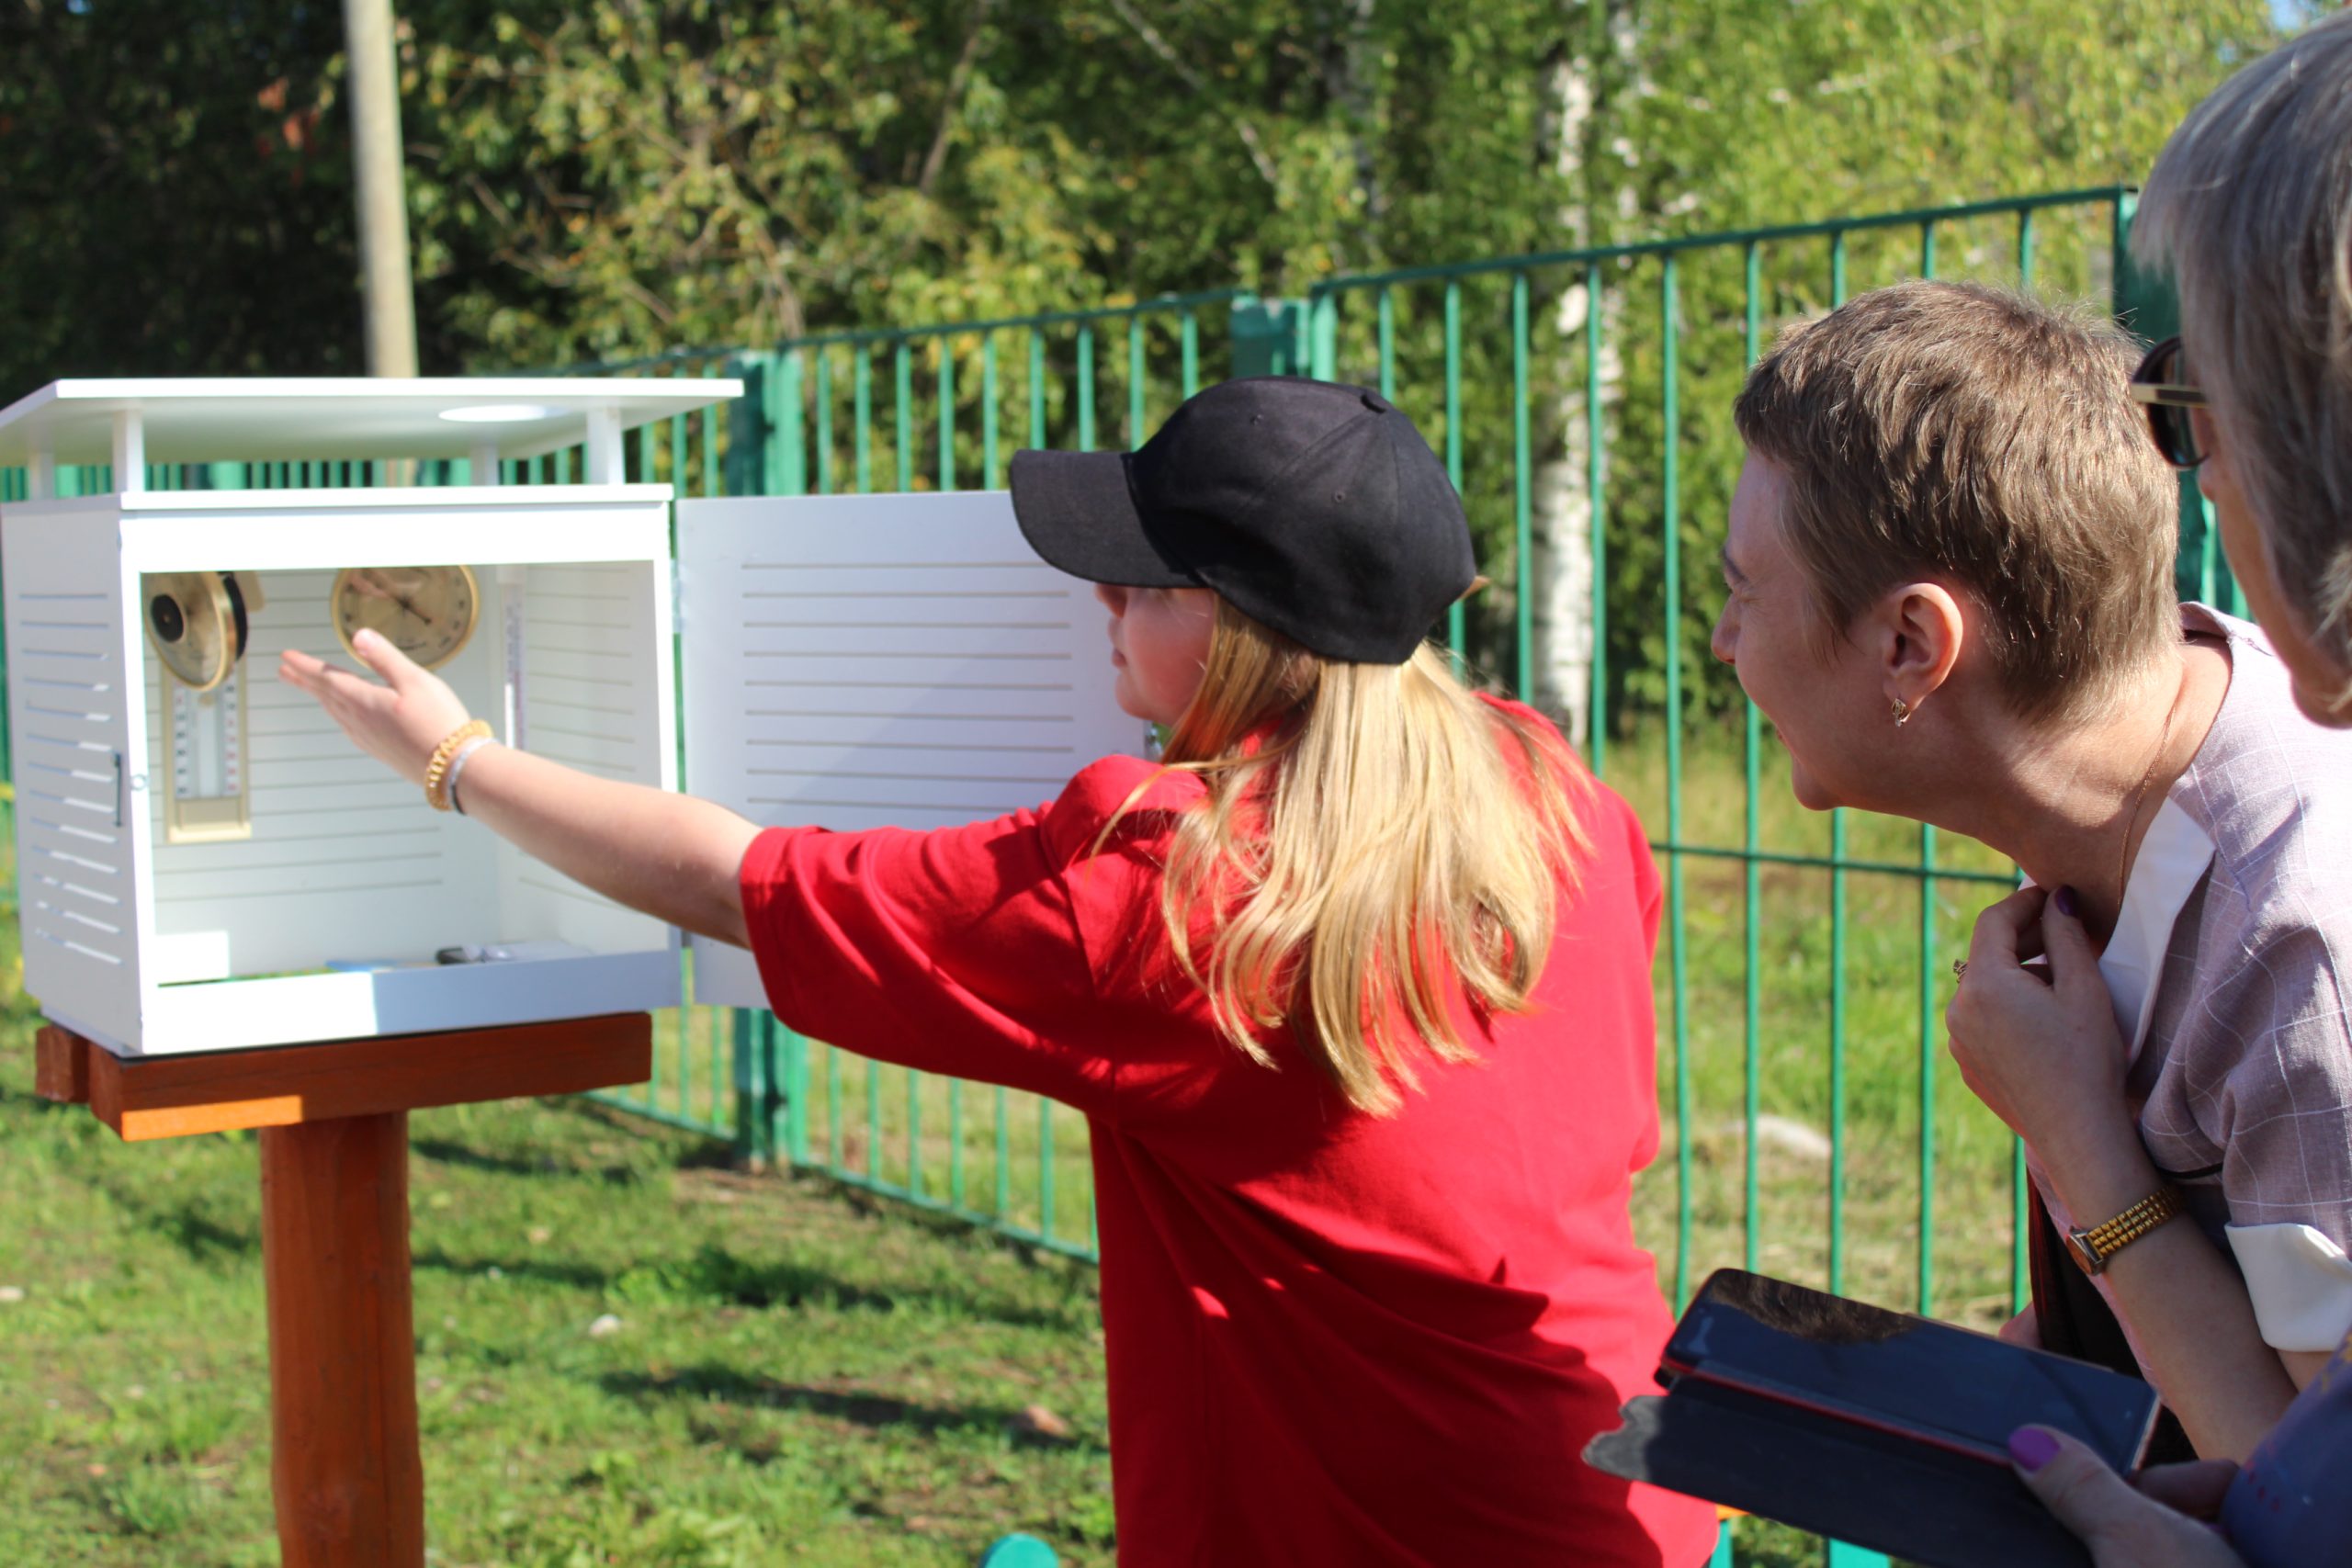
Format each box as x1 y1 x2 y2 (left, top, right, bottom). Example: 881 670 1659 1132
1101 0 1281 188
919 0 998 198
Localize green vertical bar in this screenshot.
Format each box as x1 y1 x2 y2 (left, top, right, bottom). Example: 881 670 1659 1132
908 1067 922 1199
668 409 687 499
1039 1097 1057 1244
1919 220 1937 280
1181 310 1200 398
731 1009 770 1166
1375 287 1396 401
814 352 834 495
982 333 1001 489
1827 235 1850 1296
894 339 914 491
828 1043 844 1171
1127 312 1147 447
1742 239 1764 1274
700 364 721 499
1587 261 1609 778
1076 324 1096 450
1309 291 1339 380
938 338 956 491
1511 270 1533 699
2018 209 2037 289
776 1020 808 1165
1918 824 1938 1314
1830 808 1849 1294
854 350 874 493
1443 280 1465 658
950 1078 966 1210
994 1084 1012 1218
867 1057 881 1181
2013 1136 2030 1315
1029 333 1047 446
779 352 807 495
1663 254 1691 1307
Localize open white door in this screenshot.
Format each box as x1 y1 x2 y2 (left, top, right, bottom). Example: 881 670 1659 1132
676 490 1150 1008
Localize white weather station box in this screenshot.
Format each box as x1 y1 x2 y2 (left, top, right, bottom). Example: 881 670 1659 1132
0 379 1146 1058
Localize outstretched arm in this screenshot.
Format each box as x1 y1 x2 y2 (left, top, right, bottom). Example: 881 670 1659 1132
277 629 760 947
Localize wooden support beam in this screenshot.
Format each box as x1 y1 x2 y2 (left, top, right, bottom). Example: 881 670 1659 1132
73 1013 650 1142
263 1111 424 1566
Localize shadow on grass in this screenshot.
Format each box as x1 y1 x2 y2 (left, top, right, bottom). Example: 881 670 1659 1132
601 1363 1101 1453
414 1240 1087 1331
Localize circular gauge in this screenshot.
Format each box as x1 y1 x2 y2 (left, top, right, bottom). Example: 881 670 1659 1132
331 565 481 671
143 571 240 692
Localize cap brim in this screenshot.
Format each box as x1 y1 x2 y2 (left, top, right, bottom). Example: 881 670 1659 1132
1009 448 1195 589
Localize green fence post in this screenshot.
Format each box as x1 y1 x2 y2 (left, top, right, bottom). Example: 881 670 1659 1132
731 1007 774 1168
777 350 807 496
725 353 777 497
1230 299 1303 377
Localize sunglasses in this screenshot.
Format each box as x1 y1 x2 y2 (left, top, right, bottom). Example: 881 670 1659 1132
2128 335 2209 468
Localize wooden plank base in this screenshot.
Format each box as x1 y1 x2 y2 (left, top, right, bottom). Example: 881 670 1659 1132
41 1014 650 1141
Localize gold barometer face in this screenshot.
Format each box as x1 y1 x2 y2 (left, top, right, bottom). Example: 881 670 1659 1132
331 565 481 671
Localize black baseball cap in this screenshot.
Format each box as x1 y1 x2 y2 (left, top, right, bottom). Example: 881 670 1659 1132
1008 376 1476 665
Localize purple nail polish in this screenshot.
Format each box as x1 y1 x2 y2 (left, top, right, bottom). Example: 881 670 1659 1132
2008 1427 2061 1472
2052 886 2080 919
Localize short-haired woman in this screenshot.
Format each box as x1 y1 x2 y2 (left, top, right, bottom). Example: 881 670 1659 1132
1985 13 2352 1567
1710 276 2352 1476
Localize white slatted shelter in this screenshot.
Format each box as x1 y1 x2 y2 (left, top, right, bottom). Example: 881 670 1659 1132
0 379 1148 1056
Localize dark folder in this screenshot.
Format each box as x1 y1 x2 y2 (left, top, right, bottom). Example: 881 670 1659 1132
1584 1375 2095 1568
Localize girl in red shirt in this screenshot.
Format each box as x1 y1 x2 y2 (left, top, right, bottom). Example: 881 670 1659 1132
282 377 1715 1567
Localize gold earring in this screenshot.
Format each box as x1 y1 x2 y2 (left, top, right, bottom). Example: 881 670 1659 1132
1891 697 1911 727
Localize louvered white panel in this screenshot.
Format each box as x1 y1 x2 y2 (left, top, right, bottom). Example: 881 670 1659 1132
676 490 1148 1007
3 504 145 1047
497 559 675 953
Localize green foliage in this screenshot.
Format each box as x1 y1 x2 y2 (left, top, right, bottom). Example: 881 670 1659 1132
0 0 361 401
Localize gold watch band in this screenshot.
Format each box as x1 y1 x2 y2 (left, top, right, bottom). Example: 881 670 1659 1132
2066 1186 2183 1276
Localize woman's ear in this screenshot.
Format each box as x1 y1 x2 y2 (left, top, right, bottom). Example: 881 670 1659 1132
1871 581 1966 713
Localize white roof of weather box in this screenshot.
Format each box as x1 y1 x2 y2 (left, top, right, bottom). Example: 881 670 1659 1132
0 377 744 466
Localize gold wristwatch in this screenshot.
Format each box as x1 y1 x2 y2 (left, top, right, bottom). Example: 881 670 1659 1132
2066 1187 2183 1276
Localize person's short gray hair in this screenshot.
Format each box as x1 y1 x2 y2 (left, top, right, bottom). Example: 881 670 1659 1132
2133 10 2352 678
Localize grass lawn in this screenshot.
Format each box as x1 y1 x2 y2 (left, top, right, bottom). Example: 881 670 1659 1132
0 724 2030 1565
0 1001 1114 1566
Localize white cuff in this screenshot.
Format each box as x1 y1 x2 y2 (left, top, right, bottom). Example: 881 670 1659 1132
2225 1222 2352 1352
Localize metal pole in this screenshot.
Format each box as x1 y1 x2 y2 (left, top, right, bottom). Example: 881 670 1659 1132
343 0 420 378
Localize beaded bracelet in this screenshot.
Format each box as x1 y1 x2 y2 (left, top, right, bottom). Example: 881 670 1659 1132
442 736 496 817
424 719 493 811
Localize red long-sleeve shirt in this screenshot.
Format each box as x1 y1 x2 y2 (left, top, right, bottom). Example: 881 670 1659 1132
740 704 1713 1566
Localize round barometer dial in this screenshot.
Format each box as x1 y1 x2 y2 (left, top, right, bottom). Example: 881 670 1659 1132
143 571 246 692
331 565 480 671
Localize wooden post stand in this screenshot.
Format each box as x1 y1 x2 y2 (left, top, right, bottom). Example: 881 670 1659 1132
35 1014 653 1568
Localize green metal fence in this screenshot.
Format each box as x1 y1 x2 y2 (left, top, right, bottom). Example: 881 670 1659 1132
0 187 2233 1566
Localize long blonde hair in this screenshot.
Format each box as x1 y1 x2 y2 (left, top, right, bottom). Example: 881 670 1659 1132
1114 597 1594 1116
